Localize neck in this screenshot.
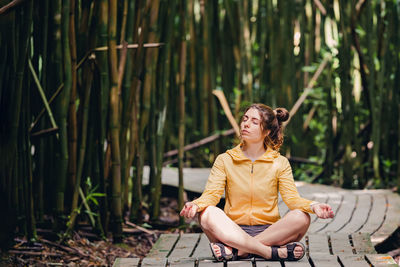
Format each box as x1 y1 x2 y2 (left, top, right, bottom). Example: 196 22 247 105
242 142 266 161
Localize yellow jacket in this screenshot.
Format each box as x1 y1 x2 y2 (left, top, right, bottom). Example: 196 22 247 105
193 144 314 225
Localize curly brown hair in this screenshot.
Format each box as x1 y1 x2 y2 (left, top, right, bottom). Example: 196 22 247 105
240 103 289 150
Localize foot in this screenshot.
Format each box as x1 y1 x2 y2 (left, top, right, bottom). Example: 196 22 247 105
209 243 238 261
268 242 305 261
213 245 250 259
211 243 232 258
277 244 304 259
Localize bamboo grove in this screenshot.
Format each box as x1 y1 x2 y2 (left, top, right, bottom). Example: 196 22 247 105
0 0 399 245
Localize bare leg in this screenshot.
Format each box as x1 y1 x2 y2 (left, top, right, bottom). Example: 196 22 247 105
251 209 311 259
199 207 310 259
255 209 311 245
198 206 271 258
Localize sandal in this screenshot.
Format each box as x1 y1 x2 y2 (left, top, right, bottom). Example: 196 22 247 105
269 242 305 261
209 242 238 261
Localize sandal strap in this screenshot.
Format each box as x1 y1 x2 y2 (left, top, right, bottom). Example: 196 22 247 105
270 246 280 261
231 248 238 261
284 242 306 261
285 243 297 261
210 242 234 261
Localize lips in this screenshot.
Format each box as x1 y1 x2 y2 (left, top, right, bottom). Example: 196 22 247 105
241 130 250 134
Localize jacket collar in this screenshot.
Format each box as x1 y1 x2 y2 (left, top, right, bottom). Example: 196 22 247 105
226 143 279 162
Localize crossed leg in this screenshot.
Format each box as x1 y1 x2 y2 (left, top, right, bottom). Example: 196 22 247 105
198 206 310 259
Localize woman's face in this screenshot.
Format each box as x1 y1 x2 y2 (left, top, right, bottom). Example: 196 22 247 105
240 108 268 144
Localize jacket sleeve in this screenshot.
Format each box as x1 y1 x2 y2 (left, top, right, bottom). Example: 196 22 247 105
192 155 226 212
277 157 314 214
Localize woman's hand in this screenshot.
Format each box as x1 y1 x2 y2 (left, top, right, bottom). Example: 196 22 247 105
180 202 199 219
312 203 334 219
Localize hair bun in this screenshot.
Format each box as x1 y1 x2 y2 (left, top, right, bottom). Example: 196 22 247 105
275 108 289 122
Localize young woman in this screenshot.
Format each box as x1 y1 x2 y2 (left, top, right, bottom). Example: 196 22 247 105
180 103 334 261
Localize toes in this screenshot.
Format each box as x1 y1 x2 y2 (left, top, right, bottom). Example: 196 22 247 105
212 245 221 256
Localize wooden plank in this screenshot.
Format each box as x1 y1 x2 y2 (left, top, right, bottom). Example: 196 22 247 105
284 256 311 266
198 260 224 267
308 193 342 233
371 192 400 245
112 258 140 267
329 233 353 255
143 167 212 194
225 260 253 266
351 233 376 254
168 257 196 267
337 255 370 267
308 254 340 267
338 193 372 233
192 233 213 259
307 234 330 254
169 233 200 258
321 192 356 233
365 254 398 266
141 257 167 266
146 234 179 258
252 260 282 267
358 193 386 234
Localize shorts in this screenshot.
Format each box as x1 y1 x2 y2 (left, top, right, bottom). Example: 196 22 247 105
239 224 271 237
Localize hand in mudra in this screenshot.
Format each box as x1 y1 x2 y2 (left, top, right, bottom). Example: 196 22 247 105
179 202 199 219
312 203 334 219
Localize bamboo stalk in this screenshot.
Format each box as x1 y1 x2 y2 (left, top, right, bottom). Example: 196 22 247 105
120 0 137 212
131 0 160 222
313 0 327 15
108 0 123 243
65 62 94 234
119 0 128 45
26 96 37 242
9 0 32 158
29 83 63 132
178 0 187 225
36 0 50 223
96 0 110 232
28 59 58 131
164 129 235 158
54 0 72 226
283 54 331 127
127 0 145 221
200 0 210 136
212 90 240 137
238 0 253 102
0 0 26 15
67 0 78 198
150 0 175 220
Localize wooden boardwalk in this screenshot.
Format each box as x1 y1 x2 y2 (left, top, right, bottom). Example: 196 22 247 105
115 168 400 267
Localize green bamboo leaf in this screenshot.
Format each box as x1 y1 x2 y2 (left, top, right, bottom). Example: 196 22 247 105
302 65 317 72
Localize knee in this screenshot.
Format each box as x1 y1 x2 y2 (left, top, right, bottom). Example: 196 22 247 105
198 206 222 230
288 209 311 227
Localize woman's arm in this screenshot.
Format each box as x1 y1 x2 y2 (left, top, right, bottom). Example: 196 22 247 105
278 157 334 218
277 157 316 213
181 155 227 217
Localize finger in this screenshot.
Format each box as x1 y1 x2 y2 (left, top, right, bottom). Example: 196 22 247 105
324 210 329 218
189 207 196 218
180 209 187 217
181 205 190 217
